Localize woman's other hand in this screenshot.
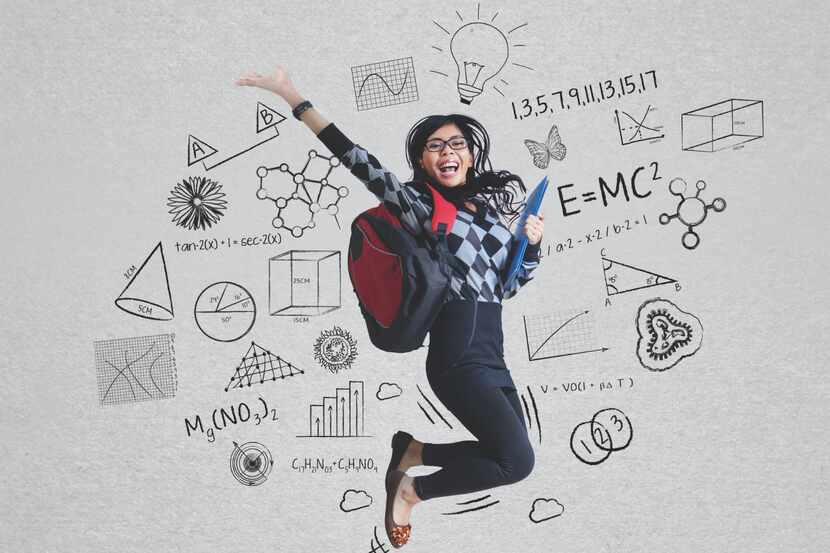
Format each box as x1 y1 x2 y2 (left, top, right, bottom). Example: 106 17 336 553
236 66 297 100
524 211 544 245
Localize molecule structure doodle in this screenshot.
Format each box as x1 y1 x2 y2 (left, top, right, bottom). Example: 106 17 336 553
255 150 349 238
659 177 726 249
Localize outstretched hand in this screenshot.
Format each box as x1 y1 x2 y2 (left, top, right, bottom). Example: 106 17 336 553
236 65 296 99
524 211 544 245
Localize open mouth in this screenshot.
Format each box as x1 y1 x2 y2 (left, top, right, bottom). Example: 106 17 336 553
438 161 460 177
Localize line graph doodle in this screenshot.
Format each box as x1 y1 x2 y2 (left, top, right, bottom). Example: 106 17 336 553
94 333 176 406
614 105 664 145
115 242 174 321
351 57 419 111
225 341 305 392
602 255 676 296
229 441 274 486
441 494 501 515
523 310 608 362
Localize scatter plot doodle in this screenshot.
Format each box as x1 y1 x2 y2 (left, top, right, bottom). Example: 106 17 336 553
615 104 664 145
269 250 341 316
523 310 608 362
659 177 726 250
115 242 174 320
351 57 419 111
298 380 368 438
441 494 500 515
528 498 564 523
256 150 348 237
520 385 541 443
376 382 402 401
635 298 703 371
167 176 227 231
570 407 633 465
602 255 676 296
430 6 534 103
682 98 764 152
524 124 567 168
225 341 304 392
314 326 358 373
340 489 373 512
94 333 176 406
229 441 274 486
416 384 453 429
188 102 285 171
194 281 256 342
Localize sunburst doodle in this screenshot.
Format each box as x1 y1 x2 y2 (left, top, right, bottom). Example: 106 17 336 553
313 326 358 374
167 176 227 231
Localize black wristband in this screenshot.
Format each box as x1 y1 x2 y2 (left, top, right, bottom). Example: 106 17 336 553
292 100 313 120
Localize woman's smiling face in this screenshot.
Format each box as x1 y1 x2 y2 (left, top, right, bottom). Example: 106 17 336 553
419 123 473 188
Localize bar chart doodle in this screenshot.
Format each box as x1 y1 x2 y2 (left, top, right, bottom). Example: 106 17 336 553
614 105 664 145
523 310 608 362
297 380 369 438
187 102 285 171
659 177 726 250
351 57 419 111
602 255 676 296
94 333 177 406
115 242 174 321
229 441 274 486
194 281 256 342
225 341 305 392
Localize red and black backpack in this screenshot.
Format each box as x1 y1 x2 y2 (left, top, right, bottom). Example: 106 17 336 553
347 185 457 353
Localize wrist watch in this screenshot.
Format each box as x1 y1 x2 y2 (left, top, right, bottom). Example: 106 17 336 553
292 100 313 120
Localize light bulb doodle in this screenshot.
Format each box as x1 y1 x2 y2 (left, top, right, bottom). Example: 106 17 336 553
430 6 533 103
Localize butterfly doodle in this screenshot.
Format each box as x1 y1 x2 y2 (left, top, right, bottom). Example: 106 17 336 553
524 124 567 169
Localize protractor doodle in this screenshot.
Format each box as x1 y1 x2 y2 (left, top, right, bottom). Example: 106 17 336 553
229 441 274 486
194 281 256 342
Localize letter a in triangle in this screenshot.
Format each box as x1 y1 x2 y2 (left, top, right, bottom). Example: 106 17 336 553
188 135 218 167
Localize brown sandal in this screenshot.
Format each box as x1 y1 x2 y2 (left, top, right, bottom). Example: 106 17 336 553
385 469 412 548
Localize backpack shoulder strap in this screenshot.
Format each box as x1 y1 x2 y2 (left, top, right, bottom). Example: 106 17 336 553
425 184 457 235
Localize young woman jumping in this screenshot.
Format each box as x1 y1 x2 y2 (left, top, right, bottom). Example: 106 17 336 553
238 66 544 549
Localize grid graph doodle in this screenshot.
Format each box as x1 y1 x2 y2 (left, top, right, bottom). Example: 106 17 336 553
351 57 419 111
225 341 305 392
94 333 176 406
614 105 664 145
523 310 608 362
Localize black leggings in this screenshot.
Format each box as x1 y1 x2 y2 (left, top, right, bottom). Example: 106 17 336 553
412 378 535 501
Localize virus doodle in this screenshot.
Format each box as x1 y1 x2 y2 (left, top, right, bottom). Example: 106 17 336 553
635 298 703 371
256 150 349 238
659 177 726 249
167 176 227 231
313 326 358 373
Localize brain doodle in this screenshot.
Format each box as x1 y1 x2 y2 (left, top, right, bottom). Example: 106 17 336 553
635 298 703 371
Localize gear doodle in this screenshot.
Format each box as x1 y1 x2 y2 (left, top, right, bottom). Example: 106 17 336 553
659 177 726 250
313 326 358 374
255 150 349 238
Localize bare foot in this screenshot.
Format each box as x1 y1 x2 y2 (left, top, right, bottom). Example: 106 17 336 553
392 474 421 527
397 439 424 472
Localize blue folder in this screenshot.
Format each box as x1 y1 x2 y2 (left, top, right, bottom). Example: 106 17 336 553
504 176 548 290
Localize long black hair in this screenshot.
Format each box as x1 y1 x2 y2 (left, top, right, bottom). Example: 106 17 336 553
405 114 526 222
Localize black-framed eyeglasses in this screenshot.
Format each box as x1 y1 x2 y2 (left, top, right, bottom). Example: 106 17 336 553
424 136 469 152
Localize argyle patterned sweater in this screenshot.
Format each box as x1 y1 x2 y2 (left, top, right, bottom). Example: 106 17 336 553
318 123 540 303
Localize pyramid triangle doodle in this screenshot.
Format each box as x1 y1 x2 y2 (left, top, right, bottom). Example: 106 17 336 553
115 242 174 320
256 102 286 134
225 341 304 391
187 134 218 166
602 257 676 296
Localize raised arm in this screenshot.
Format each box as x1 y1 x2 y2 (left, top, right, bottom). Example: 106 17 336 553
236 67 432 235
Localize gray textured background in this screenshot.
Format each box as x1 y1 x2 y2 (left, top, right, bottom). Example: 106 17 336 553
2 1 829 551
